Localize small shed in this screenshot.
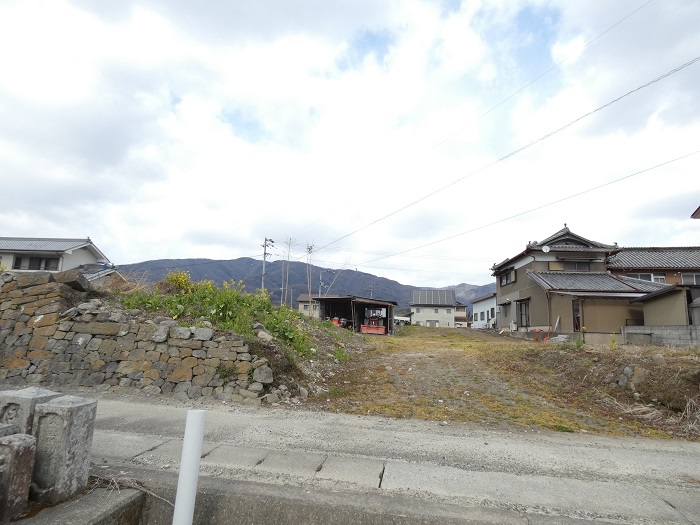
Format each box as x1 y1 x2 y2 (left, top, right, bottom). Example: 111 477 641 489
316 296 398 335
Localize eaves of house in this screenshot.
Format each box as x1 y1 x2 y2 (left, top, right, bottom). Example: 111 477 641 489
491 226 620 275
0 237 109 261
527 271 670 298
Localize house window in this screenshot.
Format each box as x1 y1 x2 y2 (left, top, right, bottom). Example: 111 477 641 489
303 304 310 311
627 273 666 283
499 271 514 286
502 304 509 318
434 308 439 314
416 308 421 313
490 307 495 318
480 311 485 321
445 308 451 314
627 273 652 281
563 261 590 271
681 273 700 285
572 299 581 332
11 256 58 270
517 300 530 327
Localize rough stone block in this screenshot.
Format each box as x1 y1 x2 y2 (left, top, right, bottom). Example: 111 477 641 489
31 395 97 503
0 433 36 521
0 424 19 437
16 273 55 289
0 387 61 434
52 269 90 292
193 327 214 341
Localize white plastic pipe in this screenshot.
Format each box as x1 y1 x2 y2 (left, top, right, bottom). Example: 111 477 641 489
172 409 207 525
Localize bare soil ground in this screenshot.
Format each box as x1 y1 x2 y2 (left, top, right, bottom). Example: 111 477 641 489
295 326 700 440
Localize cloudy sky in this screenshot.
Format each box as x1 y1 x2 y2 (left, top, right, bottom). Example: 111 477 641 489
1 0 699 287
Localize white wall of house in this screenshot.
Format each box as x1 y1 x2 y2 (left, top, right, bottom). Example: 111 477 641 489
410 306 455 327
298 301 320 319
62 248 103 269
472 295 497 329
1 246 102 272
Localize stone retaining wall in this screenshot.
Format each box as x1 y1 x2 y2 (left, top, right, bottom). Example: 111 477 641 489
0 271 276 405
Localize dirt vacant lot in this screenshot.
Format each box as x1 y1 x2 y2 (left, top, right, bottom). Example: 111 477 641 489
300 326 700 440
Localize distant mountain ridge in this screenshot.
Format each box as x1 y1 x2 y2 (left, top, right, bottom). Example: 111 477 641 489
117 258 495 312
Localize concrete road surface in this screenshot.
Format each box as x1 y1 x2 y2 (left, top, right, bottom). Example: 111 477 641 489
90 395 700 524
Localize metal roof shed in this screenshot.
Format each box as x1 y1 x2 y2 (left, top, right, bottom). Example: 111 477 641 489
316 296 398 335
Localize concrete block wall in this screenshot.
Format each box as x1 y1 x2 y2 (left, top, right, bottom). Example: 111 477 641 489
0 271 275 404
622 325 700 347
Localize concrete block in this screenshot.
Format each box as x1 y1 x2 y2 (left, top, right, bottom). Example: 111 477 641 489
0 387 61 434
31 395 97 503
0 433 36 521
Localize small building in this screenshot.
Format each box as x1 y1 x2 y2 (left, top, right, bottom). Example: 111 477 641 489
0 237 121 288
471 292 497 329
409 289 461 327
296 293 330 319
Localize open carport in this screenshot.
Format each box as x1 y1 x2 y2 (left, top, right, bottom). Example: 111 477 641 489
316 296 398 335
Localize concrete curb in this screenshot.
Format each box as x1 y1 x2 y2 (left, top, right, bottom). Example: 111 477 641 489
18 487 144 524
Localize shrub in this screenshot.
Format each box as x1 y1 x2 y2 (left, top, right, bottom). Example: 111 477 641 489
120 273 312 357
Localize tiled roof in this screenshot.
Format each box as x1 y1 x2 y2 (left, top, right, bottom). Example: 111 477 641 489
527 271 668 293
492 227 617 272
0 237 92 253
606 247 700 270
471 292 497 304
535 227 617 251
410 289 457 306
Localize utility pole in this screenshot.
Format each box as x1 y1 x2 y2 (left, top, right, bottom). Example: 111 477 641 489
282 238 294 306
306 243 314 317
261 237 274 291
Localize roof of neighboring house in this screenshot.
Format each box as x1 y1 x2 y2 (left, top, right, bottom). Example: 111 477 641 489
410 289 457 306
0 237 109 261
692 206 700 219
471 292 497 304
606 247 700 270
296 294 341 302
317 295 398 307
491 226 619 273
629 284 694 303
527 271 669 296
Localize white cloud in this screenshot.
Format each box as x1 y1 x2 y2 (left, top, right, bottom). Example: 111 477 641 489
1 0 699 287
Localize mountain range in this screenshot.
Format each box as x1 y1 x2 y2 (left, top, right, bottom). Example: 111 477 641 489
117 258 496 313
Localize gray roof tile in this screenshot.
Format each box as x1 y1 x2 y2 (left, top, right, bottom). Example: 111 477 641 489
607 247 700 270
527 271 667 293
410 289 457 306
0 237 91 252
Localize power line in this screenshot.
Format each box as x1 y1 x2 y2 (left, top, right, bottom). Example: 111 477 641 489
287 0 655 240
431 0 656 150
312 55 700 255
357 149 700 266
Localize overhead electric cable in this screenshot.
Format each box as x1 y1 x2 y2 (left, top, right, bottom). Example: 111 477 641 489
288 0 655 239
312 55 700 255
357 149 700 266
431 0 656 150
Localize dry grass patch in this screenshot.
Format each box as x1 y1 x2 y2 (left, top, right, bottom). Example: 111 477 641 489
307 327 699 440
